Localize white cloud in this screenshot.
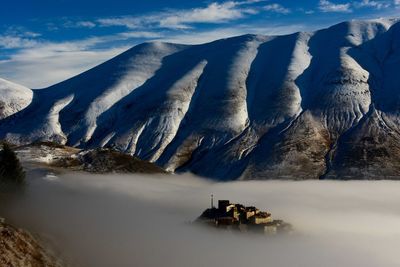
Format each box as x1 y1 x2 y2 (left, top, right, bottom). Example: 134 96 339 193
395 0 400 5
20 31 41 38
0 28 42 49
0 37 129 88
75 21 97 28
0 35 38 49
159 2 248 29
63 20 97 29
353 0 390 9
0 47 126 89
97 17 142 29
117 31 164 39
319 0 353 12
263 3 291 14
98 1 263 30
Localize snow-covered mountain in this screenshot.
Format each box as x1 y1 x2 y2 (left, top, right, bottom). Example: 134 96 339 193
0 78 33 120
1 18 400 180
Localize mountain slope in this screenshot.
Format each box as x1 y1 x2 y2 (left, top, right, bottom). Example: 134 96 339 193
0 78 33 120
0 219 64 267
1 18 400 180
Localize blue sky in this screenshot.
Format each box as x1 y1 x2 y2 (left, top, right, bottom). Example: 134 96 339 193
1 0 399 88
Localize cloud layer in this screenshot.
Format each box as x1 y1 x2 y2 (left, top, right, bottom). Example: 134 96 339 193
1 173 400 267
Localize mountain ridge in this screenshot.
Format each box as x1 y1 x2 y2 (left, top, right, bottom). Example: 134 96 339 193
1 18 400 180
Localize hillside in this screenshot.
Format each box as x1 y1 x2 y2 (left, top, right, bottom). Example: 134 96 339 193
1 18 400 179
0 219 64 267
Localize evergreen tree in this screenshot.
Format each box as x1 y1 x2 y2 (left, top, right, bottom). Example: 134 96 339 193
0 143 25 185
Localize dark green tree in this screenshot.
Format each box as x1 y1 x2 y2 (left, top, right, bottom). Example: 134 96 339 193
0 143 25 185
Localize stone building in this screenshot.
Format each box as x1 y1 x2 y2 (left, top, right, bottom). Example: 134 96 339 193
197 198 292 235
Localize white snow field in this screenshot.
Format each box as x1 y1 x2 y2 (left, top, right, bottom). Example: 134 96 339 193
0 78 33 119
1 18 400 179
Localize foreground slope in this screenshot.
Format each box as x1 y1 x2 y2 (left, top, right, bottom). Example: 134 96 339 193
1 18 400 180
0 219 63 267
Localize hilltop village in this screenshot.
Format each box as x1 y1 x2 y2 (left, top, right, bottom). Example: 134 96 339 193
197 197 292 235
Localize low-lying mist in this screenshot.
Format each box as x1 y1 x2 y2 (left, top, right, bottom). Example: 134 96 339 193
1 171 400 267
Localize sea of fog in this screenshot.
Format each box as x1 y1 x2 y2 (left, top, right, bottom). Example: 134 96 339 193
1 171 400 267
